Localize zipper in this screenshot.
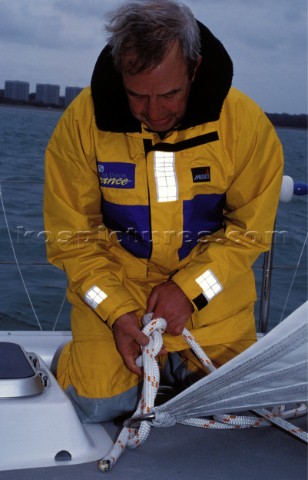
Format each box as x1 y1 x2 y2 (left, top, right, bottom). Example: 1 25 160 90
143 139 153 260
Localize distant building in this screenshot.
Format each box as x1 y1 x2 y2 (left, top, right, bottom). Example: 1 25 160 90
65 86 83 108
4 80 30 101
36 84 60 105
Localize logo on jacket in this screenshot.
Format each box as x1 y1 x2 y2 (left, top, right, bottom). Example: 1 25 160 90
97 161 135 189
191 166 211 183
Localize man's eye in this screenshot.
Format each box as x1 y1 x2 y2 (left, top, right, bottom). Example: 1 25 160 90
130 93 144 100
163 92 176 99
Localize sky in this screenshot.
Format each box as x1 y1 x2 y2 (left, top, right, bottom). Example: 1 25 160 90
0 0 307 114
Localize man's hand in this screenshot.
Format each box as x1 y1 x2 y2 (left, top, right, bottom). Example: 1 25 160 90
146 281 194 336
112 312 149 376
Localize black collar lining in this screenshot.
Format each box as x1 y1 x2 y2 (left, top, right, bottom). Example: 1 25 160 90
91 21 233 133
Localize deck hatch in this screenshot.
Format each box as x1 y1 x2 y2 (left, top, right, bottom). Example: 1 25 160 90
0 342 44 398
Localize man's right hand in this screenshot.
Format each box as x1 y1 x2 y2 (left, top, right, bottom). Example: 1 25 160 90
112 312 149 376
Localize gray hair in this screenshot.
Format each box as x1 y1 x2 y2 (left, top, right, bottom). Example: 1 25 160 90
105 0 201 76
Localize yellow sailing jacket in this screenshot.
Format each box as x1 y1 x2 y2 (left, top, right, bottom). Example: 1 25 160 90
44 22 283 352
44 85 283 349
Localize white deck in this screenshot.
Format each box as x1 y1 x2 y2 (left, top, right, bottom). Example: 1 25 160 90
0 312 307 478
0 344 112 471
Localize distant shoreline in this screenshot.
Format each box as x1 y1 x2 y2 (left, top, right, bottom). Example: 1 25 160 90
1 100 307 129
0 103 63 113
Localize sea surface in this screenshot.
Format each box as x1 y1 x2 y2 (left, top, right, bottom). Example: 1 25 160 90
0 105 307 332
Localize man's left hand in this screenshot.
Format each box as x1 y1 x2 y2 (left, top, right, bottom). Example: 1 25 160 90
146 281 193 336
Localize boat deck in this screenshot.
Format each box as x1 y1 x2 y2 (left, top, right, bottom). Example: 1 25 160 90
0 415 306 480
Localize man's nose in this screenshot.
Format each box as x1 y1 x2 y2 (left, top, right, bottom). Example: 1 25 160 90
145 97 163 119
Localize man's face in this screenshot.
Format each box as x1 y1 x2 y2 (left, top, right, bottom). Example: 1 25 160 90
122 42 200 133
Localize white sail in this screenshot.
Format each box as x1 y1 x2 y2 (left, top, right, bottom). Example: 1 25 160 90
153 302 308 426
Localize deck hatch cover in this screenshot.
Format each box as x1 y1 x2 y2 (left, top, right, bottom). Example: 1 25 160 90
0 342 44 398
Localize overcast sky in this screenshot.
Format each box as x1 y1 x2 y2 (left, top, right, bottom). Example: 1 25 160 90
0 0 306 114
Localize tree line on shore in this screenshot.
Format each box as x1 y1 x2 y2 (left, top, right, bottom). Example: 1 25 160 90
266 113 307 130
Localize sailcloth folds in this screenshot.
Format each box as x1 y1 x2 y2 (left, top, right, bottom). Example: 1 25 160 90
152 302 308 427
98 302 307 471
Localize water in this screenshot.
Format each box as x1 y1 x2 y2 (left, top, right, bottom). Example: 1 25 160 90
0 105 307 331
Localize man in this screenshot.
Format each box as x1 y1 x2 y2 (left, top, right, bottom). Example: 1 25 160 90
44 0 283 422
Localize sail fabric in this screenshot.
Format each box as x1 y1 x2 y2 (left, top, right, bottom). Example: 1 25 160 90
152 302 308 427
98 303 307 471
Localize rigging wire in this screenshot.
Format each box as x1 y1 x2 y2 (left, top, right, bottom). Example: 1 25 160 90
0 181 43 331
279 232 308 323
1 181 68 331
52 292 67 332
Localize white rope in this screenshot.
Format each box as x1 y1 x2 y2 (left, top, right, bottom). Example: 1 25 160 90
98 316 167 472
252 407 308 442
98 306 308 472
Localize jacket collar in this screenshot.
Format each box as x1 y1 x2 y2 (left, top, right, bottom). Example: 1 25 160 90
91 21 233 133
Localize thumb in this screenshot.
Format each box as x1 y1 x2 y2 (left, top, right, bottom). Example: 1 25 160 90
134 329 150 347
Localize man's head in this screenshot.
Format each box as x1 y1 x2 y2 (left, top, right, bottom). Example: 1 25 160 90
105 0 202 132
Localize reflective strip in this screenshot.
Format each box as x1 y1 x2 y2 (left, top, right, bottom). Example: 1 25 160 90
154 151 178 202
84 285 107 309
195 269 223 301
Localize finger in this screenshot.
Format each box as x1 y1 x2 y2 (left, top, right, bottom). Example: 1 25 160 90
157 346 168 356
125 358 143 376
165 322 183 337
122 347 144 376
146 289 158 313
134 330 149 347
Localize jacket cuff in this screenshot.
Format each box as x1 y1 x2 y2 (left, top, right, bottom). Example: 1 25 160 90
172 267 223 311
171 269 204 312
83 284 141 328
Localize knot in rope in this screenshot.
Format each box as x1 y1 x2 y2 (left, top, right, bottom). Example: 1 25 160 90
98 315 219 472
98 315 167 472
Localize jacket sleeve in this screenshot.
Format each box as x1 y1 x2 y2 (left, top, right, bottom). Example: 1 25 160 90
44 89 141 328
172 96 284 320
